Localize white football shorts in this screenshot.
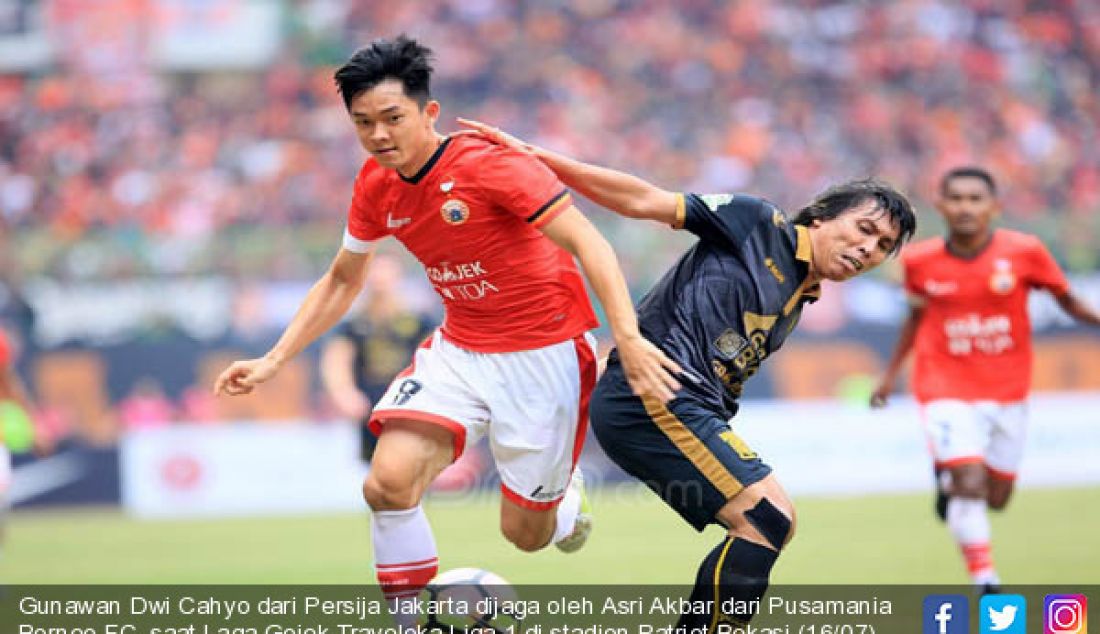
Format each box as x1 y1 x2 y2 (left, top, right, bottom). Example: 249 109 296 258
369 330 598 509
920 399 1028 480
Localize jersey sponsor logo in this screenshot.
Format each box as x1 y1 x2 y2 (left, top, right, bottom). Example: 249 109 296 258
764 258 786 283
386 211 412 229
944 312 1014 355
426 261 488 283
990 258 1017 294
441 198 470 225
426 260 500 302
711 312 778 398
924 279 959 295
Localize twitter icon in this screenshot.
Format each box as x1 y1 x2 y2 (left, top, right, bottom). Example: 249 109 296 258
981 594 1026 634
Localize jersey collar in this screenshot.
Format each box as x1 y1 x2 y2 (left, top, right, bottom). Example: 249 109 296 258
399 136 452 185
784 225 821 314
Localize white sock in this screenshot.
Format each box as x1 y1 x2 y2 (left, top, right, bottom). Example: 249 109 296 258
947 496 998 585
551 483 581 543
372 506 439 630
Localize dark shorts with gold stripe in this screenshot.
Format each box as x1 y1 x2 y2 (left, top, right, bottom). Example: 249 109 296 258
590 362 771 532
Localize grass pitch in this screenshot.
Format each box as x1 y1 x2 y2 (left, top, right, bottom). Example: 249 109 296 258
5 485 1097 584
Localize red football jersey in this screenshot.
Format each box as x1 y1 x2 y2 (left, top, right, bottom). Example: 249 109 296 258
344 135 597 353
903 229 1069 402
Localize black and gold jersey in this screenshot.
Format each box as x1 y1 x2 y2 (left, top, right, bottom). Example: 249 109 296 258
622 193 820 417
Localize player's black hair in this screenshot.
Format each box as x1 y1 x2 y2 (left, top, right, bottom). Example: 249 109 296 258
940 166 997 197
334 35 434 110
792 178 916 256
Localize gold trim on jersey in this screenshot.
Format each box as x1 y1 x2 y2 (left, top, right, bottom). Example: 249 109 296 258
641 396 744 499
528 191 573 227
782 225 821 315
794 225 813 262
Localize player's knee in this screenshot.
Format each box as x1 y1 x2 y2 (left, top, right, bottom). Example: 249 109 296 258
362 471 421 511
500 514 553 553
731 497 795 551
500 525 550 553
987 489 1012 511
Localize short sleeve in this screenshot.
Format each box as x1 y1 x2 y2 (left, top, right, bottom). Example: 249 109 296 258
344 164 388 253
902 251 926 300
1026 237 1069 295
477 147 572 227
681 193 774 249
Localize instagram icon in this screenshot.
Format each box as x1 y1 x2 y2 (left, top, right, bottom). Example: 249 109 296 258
1045 595 1088 634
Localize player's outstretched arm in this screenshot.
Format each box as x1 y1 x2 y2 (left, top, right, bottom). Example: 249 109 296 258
1054 290 1100 327
457 118 680 226
870 303 925 408
320 335 371 419
540 206 683 402
214 248 373 397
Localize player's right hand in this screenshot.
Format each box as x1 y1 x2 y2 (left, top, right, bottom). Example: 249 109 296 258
455 118 534 155
616 334 683 403
213 356 281 397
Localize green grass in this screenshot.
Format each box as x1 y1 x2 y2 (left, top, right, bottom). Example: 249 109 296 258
4 485 1098 584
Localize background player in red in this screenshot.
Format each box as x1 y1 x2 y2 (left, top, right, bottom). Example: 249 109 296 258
871 166 1100 592
213 36 680 624
0 326 49 556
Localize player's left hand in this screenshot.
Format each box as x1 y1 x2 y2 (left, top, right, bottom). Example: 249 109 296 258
616 334 683 403
455 118 534 155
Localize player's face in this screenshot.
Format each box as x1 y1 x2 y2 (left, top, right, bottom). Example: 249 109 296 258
810 200 901 282
348 79 440 176
937 176 998 239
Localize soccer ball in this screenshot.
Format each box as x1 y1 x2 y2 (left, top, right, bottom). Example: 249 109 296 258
418 567 524 633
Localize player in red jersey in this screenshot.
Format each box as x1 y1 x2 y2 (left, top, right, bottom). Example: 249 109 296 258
871 167 1100 591
1 327 46 548
213 36 680 621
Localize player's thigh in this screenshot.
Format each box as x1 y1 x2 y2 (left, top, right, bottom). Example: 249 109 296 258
364 419 460 510
922 399 986 468
485 334 597 510
984 401 1027 508
369 331 491 464
591 366 772 533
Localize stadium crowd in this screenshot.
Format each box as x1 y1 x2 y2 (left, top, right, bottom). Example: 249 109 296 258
2 0 1099 290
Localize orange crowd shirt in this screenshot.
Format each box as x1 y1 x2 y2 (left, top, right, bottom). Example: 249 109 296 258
903 229 1069 402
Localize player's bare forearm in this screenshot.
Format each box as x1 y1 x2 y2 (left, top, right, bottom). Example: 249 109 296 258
267 251 371 367
541 207 682 401
871 305 923 407
455 119 678 225
533 148 679 225
1056 290 1100 327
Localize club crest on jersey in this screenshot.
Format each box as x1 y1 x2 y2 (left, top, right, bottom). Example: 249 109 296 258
441 198 470 225
989 258 1016 294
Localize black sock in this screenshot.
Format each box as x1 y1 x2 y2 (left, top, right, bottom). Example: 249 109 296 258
675 537 779 632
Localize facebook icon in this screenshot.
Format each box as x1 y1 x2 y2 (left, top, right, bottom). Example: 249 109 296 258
924 595 970 634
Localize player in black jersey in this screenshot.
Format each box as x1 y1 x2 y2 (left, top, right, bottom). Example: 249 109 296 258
460 119 917 631
320 255 435 461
